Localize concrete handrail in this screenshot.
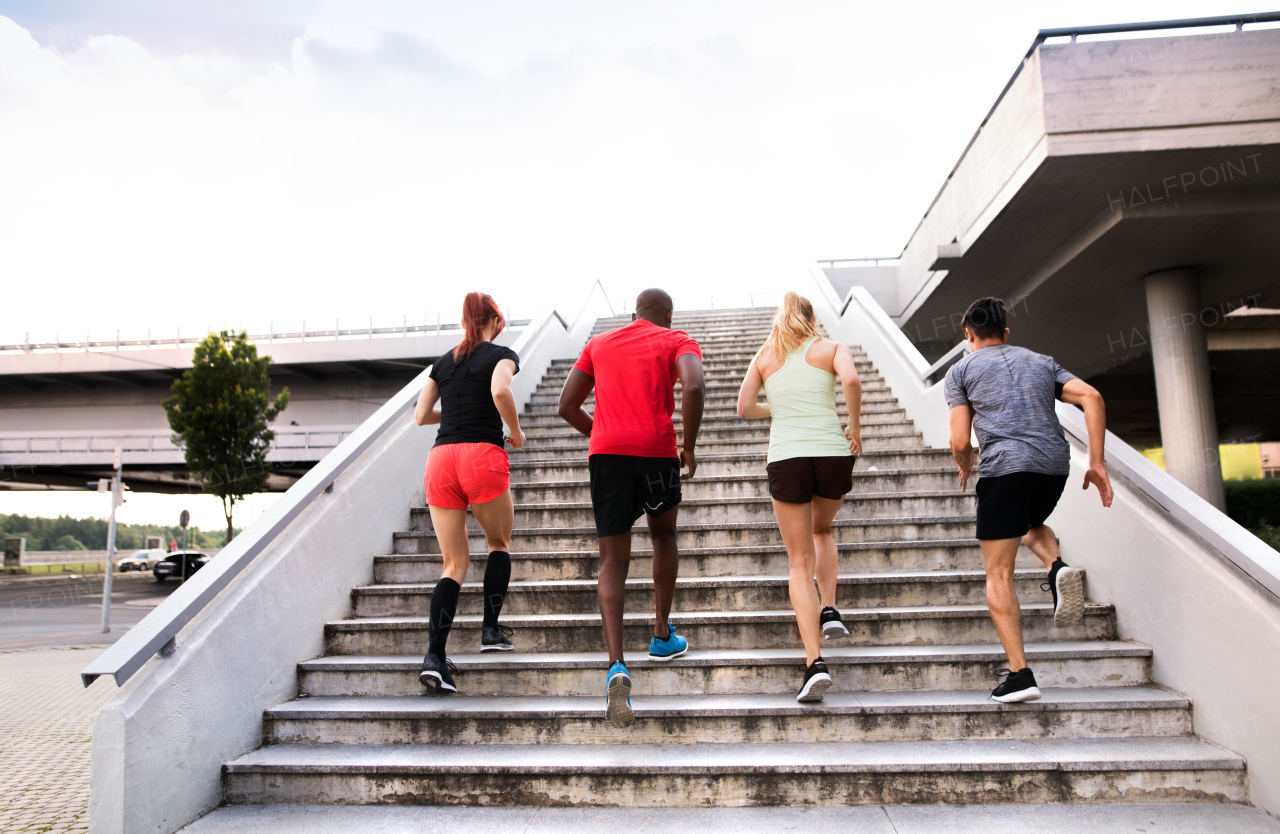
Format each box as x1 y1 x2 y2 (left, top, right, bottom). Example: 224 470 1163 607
1056 401 1280 601
80 307 570 687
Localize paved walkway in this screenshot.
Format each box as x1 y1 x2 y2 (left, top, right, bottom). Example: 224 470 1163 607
0 645 116 833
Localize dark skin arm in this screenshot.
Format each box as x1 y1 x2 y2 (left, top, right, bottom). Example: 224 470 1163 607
556 355 705 480
557 368 596 436
675 353 704 480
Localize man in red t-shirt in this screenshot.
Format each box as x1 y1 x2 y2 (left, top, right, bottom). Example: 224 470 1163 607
558 288 705 728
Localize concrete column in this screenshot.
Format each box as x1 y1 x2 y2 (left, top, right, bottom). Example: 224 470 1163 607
1144 268 1226 510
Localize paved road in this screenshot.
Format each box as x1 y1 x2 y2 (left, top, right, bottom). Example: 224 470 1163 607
1 645 118 833
0 571 178 650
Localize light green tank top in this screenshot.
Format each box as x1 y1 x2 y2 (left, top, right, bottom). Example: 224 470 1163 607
762 337 851 463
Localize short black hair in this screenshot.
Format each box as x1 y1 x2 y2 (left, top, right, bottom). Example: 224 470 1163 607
963 297 1007 340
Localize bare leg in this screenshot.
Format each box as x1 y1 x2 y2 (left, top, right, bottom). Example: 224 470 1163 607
981 537 1026 670
430 506 472 584
773 499 823 665
646 506 679 639
810 495 843 609
469 489 514 552
1022 524 1060 573
597 533 631 664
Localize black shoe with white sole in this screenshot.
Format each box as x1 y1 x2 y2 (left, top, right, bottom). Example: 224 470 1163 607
419 653 457 694
796 659 832 702
990 667 1041 703
819 607 849 640
1043 558 1085 627
481 624 515 653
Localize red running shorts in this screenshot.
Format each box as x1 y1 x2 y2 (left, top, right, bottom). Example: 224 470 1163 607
424 442 511 510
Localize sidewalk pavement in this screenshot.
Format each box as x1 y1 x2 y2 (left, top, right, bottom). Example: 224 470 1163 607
1 645 117 833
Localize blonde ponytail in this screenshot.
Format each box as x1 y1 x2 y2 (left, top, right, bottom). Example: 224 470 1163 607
761 291 821 361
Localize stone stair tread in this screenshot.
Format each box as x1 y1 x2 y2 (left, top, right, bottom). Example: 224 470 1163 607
507 468 958 487
225 736 1242 773
507 449 941 466
176 801 1280 834
298 640 1152 671
329 602 1108 628
380 538 987 559
503 491 971 509
267 687 1189 719
396 514 975 537
356 569 1050 594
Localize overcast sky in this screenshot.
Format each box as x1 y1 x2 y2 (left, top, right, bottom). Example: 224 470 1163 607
0 0 1253 527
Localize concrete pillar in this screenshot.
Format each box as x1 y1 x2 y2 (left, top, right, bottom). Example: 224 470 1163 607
1144 268 1226 510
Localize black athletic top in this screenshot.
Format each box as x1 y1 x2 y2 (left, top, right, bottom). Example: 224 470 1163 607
429 342 520 448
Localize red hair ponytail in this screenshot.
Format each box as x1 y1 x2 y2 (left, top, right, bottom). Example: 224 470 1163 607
453 292 506 361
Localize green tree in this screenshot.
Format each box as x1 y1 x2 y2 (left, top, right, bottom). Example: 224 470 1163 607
52 534 87 551
162 330 289 543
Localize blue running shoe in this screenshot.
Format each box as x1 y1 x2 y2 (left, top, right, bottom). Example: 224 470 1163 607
648 619 688 661
605 661 634 728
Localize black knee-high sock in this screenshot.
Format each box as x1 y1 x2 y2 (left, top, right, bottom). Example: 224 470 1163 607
428 577 461 659
483 551 512 628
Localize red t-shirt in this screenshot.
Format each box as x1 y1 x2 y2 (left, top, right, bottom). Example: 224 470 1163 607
573 319 702 458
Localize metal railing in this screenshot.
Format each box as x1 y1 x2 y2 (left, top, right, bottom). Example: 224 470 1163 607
817 258 902 269
0 314 534 355
0 425 356 461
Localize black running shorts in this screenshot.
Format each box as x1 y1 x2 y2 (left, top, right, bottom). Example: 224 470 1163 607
974 471 1068 540
765 455 856 504
588 454 682 538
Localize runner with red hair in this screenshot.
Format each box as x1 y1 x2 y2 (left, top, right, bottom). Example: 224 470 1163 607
413 292 525 695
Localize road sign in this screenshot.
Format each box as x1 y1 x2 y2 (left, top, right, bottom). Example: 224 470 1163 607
180 510 190 529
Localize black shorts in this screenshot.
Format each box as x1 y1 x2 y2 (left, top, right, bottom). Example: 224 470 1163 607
766 455 856 503
975 471 1068 540
588 454 682 538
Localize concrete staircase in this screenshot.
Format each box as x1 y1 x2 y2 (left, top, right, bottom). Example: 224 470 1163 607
221 308 1246 810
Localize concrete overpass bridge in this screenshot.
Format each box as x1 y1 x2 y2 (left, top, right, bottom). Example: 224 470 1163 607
0 314 538 492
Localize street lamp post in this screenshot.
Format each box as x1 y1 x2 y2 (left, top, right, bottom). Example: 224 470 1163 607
100 445 123 634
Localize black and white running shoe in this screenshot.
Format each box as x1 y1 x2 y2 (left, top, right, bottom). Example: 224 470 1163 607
990 667 1041 703
819 607 849 640
419 654 457 694
796 658 832 703
1043 558 1085 628
481 624 516 653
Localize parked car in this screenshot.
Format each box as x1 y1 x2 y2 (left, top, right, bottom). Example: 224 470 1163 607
118 549 165 572
153 550 210 582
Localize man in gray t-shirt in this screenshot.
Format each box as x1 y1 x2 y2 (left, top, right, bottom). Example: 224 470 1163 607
945 297 1113 704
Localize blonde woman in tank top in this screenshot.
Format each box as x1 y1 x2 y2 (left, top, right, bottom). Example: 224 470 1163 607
736 291 862 702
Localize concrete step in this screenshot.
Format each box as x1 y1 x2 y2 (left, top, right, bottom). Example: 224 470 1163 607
515 432 926 453
297 641 1153 697
525 381 890 406
514 414 906 440
263 687 1192 746
506 469 966 504
222 737 1245 807
352 570 1055 617
536 361 879 383
547 349 868 369
405 504 967 539
502 447 920 484
379 538 1029 582
177 801 1280 834
504 446 953 473
399 493 976 537
520 402 899 423
323 602 1116 655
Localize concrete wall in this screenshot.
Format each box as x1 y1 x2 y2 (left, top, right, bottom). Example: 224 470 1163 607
822 266 899 316
799 264 1280 815
87 288 613 834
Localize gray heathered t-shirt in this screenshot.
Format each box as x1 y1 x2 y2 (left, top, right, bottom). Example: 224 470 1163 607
943 345 1077 478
